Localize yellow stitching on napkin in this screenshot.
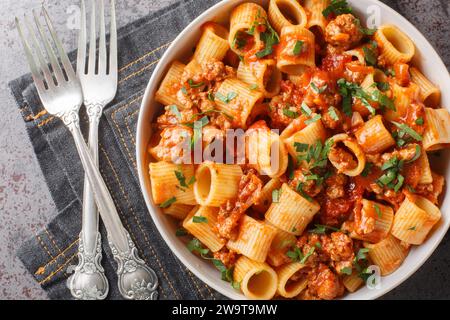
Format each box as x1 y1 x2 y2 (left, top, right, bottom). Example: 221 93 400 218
35 239 79 275
44 228 64 256
118 58 160 85
25 109 48 121
119 42 170 72
38 252 77 285
36 234 54 260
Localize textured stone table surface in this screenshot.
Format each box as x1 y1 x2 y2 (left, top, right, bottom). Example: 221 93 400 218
0 0 449 300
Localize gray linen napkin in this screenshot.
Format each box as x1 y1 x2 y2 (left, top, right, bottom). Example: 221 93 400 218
8 0 450 299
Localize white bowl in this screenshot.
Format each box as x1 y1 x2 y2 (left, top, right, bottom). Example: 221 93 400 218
136 0 450 300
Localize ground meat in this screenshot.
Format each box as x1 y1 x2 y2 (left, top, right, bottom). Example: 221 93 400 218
319 197 353 227
416 172 445 204
150 126 192 162
381 143 419 163
268 95 300 129
302 70 341 110
322 232 354 262
156 105 198 130
213 248 237 269
288 168 323 198
325 14 363 50
328 146 358 171
304 264 345 300
325 173 348 199
322 106 342 129
216 170 262 240
344 61 373 84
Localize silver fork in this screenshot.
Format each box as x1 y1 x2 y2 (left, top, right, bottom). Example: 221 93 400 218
16 6 158 300
66 0 117 300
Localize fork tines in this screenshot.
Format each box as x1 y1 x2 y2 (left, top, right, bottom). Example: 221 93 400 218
77 0 117 76
15 7 76 92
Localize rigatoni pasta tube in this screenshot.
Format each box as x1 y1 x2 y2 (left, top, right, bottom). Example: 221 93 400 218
328 133 366 177
417 151 433 185
374 25 415 65
268 0 307 33
183 206 225 252
214 78 263 128
303 0 329 34
275 262 308 298
283 115 327 161
410 67 440 107
192 22 229 62
246 123 288 178
384 82 420 121
423 108 450 151
277 26 315 75
350 199 394 244
253 178 283 213
266 225 296 267
229 3 267 56
237 59 282 98
355 115 395 154
226 215 277 262
233 256 278 300
391 195 441 245
364 234 410 276
149 161 196 205
163 203 194 220
194 162 242 207
265 183 320 235
342 272 364 293
155 61 185 107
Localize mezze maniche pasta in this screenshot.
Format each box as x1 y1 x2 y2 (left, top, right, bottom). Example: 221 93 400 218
148 0 448 300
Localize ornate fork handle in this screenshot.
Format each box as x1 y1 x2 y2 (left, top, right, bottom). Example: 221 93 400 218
67 102 108 299
63 109 158 300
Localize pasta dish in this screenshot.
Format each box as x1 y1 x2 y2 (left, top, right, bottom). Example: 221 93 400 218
147 0 449 300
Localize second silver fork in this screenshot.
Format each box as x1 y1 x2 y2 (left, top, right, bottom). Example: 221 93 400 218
67 0 116 300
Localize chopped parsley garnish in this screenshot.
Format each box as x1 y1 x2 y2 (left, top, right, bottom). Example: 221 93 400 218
354 248 370 262
181 86 188 95
293 40 304 55
174 170 188 188
215 91 238 104
287 155 295 179
294 142 309 153
300 102 313 116
304 114 322 125
255 19 280 58
391 121 423 141
296 182 313 202
232 33 247 49
361 162 373 177
249 84 259 90
341 267 353 275
207 92 215 101
296 139 334 170
328 106 339 120
354 18 377 36
287 246 315 264
415 117 424 125
187 79 204 88
192 216 208 223
408 145 422 163
175 227 188 237
322 0 353 17
377 156 405 191
310 82 328 94
283 108 299 119
377 82 390 91
308 224 340 234
159 196 176 208
169 105 182 120
374 204 382 218
408 226 417 231
272 189 281 203
184 115 210 128
353 248 371 281
187 238 209 255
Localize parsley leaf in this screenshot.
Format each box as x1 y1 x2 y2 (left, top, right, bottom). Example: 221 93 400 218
304 114 322 125
374 204 382 218
309 224 340 234
328 106 339 120
391 121 423 141
300 102 313 116
283 108 299 119
293 40 304 55
192 216 208 223
415 117 424 125
159 197 176 208
215 92 238 104
322 0 353 17
341 267 353 275
169 105 182 120
175 227 188 237
272 189 281 203
188 79 204 88
310 82 328 94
